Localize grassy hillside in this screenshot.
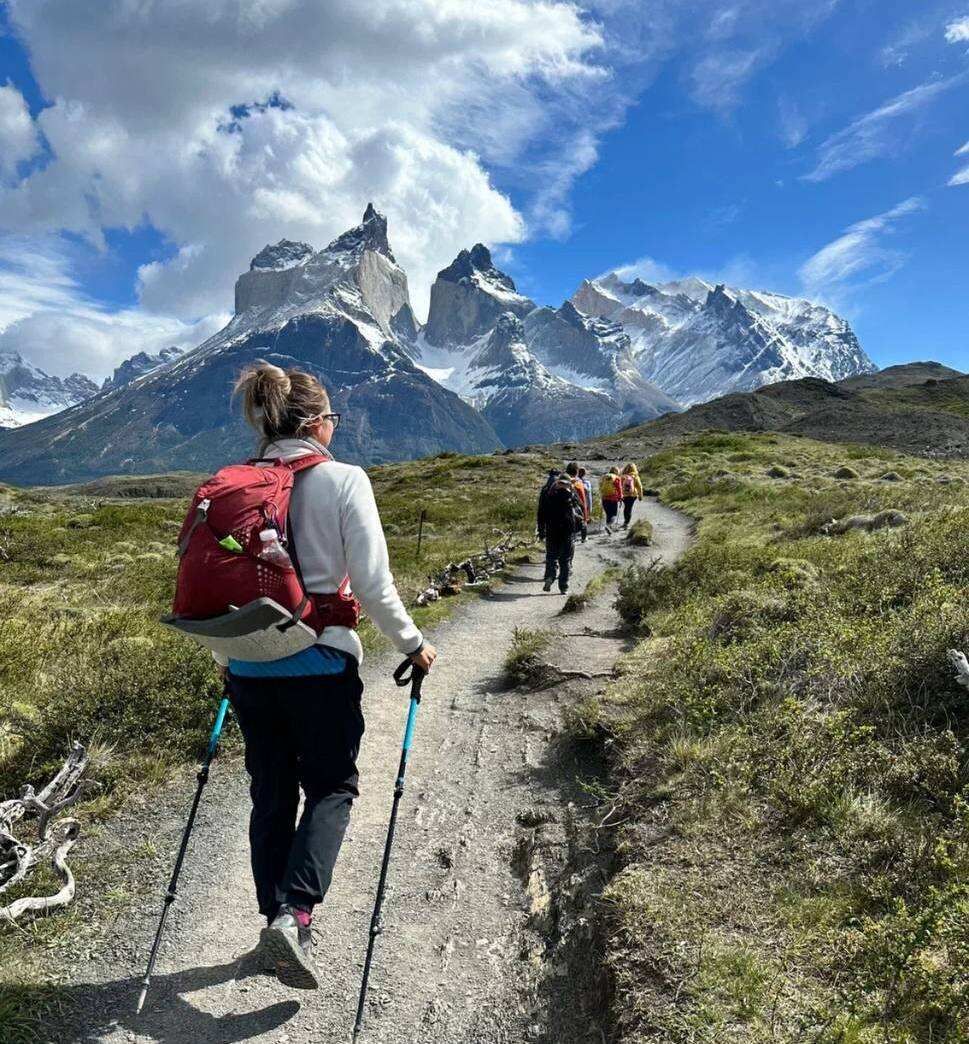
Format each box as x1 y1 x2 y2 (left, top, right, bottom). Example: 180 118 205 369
571 365 969 463
585 433 968 1042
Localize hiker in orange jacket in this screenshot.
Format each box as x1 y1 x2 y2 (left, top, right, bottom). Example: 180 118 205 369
565 461 589 543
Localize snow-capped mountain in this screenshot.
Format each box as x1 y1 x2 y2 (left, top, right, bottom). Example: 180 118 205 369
102 346 183 391
0 206 499 484
0 350 98 428
0 206 877 483
443 312 615 446
415 245 679 444
572 273 874 405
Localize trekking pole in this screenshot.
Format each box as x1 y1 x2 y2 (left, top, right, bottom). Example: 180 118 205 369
352 658 426 1041
136 686 230 1015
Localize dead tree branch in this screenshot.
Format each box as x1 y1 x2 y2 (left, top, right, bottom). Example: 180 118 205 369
0 742 90 925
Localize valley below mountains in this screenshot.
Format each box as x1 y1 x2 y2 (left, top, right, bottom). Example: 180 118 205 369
0 206 876 483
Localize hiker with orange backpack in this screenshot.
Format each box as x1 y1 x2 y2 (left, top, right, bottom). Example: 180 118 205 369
564 461 590 543
620 462 643 529
599 466 623 533
168 361 435 991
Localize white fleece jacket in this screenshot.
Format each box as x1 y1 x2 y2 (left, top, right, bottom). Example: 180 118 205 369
221 437 422 665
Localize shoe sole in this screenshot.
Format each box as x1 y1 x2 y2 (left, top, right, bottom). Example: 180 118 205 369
259 926 320 990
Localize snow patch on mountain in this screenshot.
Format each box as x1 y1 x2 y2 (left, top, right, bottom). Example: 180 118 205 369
0 350 98 428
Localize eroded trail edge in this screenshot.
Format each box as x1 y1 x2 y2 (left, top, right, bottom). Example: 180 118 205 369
55 498 692 1044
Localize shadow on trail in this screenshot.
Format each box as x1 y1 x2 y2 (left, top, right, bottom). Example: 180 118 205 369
50 961 300 1044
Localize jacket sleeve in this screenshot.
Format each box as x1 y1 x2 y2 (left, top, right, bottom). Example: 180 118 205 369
634 474 643 498
341 468 423 654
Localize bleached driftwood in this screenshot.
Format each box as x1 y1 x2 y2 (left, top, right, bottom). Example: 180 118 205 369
948 649 969 692
0 741 90 924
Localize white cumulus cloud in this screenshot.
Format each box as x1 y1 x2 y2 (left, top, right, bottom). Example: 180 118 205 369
0 237 225 378
0 82 40 179
945 16 969 43
0 0 604 337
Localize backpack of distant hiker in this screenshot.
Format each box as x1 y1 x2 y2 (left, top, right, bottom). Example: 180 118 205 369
162 454 361 661
622 474 636 496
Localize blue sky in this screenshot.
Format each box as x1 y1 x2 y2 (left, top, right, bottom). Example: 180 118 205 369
0 0 966 378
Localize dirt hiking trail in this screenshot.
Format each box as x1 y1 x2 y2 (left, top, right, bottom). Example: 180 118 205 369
53 496 691 1044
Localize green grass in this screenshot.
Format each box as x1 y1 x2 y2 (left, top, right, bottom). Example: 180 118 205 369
561 567 619 614
504 627 553 685
0 449 546 1030
591 432 969 1043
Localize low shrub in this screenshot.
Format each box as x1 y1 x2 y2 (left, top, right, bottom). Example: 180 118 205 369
614 559 678 627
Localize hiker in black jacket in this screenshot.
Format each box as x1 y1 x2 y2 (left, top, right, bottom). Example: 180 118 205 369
537 473 581 594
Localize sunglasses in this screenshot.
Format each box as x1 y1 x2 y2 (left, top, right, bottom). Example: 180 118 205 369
316 412 341 430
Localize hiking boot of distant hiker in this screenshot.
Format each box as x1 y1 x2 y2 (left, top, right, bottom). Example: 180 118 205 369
604 523 612 534
543 580 553 592
559 586 569 595
259 904 319 989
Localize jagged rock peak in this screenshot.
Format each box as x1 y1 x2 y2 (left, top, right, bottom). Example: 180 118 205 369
491 311 525 345
102 346 182 391
437 243 517 292
250 240 314 271
325 203 395 262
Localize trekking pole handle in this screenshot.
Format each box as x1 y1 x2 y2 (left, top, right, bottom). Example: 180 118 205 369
394 658 425 700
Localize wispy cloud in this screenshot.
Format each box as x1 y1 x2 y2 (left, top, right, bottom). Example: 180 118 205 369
778 96 808 148
945 16 969 43
798 197 926 301
804 75 966 181
0 236 224 377
950 139 969 185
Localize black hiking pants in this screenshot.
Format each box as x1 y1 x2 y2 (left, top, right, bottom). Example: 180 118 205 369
544 533 575 592
227 664 364 919
622 496 637 527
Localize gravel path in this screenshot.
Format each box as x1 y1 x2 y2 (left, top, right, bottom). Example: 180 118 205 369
53 497 692 1044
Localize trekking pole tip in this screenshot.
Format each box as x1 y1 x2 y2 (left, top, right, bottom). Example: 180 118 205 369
135 983 149 1014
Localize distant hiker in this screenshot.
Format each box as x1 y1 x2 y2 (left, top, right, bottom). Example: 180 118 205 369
565 461 590 543
221 362 436 989
600 467 623 533
620 462 643 528
537 472 581 593
578 467 593 525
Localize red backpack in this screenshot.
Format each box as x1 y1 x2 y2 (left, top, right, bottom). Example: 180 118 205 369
170 454 360 633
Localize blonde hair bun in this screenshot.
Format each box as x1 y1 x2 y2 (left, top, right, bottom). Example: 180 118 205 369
234 360 330 447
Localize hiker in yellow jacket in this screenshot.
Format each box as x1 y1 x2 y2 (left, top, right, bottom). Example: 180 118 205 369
620 462 643 529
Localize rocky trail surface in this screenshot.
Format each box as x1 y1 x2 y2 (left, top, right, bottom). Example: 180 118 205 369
51 497 691 1044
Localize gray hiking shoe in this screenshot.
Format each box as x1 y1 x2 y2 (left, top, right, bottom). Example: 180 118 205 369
542 580 553 592
259 905 320 989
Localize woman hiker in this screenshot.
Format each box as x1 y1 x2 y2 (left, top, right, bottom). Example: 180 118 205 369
222 362 437 990
599 466 623 533
620 462 643 529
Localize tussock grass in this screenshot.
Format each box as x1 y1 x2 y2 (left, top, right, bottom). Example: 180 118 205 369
590 432 969 1042
561 567 618 614
504 627 553 686
626 519 653 546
